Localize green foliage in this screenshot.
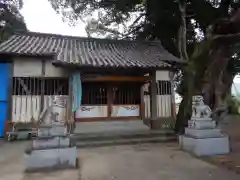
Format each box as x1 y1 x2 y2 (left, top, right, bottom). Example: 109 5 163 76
48 0 238 56
0 1 27 41
227 95 240 115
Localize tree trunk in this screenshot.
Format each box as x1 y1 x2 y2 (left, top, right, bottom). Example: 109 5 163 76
175 69 194 134
175 8 240 134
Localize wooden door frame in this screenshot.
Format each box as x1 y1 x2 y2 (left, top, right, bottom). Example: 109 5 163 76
75 81 143 122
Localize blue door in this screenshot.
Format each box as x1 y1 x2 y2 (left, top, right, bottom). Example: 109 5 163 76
0 63 9 136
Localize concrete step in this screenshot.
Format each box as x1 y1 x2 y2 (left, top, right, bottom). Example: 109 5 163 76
72 130 174 140
71 130 176 148
75 136 176 148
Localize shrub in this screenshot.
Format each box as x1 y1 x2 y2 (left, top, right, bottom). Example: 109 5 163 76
227 96 240 115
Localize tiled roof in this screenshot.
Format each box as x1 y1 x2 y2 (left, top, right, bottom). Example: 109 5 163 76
0 32 183 68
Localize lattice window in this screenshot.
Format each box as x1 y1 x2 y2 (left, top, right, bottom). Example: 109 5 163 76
144 81 172 95
12 77 69 95
157 81 171 95
81 82 107 105
112 83 141 105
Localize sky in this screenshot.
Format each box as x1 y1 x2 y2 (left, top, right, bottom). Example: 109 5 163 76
20 0 240 84
20 0 87 37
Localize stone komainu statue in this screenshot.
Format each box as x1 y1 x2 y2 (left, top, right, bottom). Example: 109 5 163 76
192 96 212 119
192 95 228 126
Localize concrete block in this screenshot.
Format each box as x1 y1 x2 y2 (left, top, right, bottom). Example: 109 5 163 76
193 136 230 156
188 120 216 129
38 126 67 137
38 127 51 137
51 125 67 136
180 135 230 156
33 136 70 149
185 128 221 138
25 147 77 170
179 135 195 152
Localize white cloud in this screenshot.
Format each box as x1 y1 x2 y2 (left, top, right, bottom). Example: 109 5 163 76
20 0 87 37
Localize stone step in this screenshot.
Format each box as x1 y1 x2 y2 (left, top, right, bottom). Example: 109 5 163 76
24 146 77 171
185 128 222 138
71 130 176 148
179 134 230 156
72 130 174 141
75 136 177 148
33 136 70 149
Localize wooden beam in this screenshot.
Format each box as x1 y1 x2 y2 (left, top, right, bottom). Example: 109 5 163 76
82 75 150 82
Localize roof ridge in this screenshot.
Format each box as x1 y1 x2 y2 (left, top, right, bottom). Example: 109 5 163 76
14 31 162 45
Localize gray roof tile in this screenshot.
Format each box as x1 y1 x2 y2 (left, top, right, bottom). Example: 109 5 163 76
0 32 184 68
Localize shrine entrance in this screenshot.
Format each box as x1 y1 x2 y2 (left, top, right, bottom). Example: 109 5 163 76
75 81 143 121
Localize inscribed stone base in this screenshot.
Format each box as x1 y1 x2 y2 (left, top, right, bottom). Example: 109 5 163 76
38 124 67 137
25 147 77 170
185 128 221 138
188 120 216 129
33 136 70 149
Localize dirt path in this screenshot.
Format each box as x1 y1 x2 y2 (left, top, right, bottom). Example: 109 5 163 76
0 141 240 180
79 143 240 180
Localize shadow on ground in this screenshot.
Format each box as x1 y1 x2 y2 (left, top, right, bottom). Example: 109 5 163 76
1 130 240 180
203 114 240 173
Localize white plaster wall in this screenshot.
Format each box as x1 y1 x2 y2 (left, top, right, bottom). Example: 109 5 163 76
156 70 170 81
13 58 67 77
13 58 42 77
45 61 68 77
76 106 108 118
12 95 68 123
144 95 171 118
111 105 140 117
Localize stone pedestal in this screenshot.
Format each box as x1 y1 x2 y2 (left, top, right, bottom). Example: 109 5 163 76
24 123 77 171
179 96 230 156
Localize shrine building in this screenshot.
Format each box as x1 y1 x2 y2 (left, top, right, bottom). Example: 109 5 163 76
0 32 184 136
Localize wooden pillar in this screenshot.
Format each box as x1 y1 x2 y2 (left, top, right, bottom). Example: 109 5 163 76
150 71 157 128
107 84 113 118
67 75 74 132
40 60 46 112
67 75 73 121
140 84 145 120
